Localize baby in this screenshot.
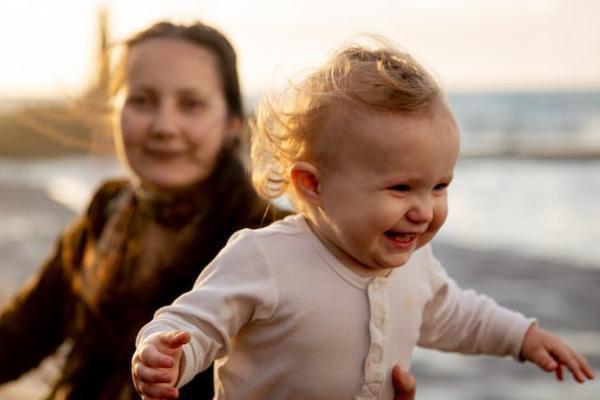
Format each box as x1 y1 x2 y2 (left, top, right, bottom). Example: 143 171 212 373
132 40 594 399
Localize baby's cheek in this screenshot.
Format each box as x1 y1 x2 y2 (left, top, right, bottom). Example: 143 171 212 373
374 204 400 227
418 216 445 247
431 202 449 230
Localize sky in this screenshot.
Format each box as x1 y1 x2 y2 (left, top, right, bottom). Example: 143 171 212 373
1 0 599 98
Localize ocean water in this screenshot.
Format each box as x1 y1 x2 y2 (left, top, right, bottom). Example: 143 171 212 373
440 158 600 268
449 91 600 157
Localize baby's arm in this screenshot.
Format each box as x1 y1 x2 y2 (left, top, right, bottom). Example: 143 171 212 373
133 230 277 391
131 331 191 400
418 255 534 358
520 324 594 383
419 249 595 383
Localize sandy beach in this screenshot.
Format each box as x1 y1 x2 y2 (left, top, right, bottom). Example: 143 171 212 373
1 182 598 399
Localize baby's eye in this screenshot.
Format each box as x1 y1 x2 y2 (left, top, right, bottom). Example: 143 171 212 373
433 182 449 191
389 184 410 192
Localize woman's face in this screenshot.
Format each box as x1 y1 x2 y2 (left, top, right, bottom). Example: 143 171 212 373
116 37 240 191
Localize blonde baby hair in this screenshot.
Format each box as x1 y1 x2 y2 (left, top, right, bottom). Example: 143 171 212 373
251 37 442 210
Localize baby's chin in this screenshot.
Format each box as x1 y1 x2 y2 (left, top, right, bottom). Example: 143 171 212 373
368 254 413 272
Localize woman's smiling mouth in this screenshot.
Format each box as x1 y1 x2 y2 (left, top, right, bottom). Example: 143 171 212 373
144 148 186 160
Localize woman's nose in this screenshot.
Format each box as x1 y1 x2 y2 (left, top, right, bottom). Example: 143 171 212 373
150 104 178 137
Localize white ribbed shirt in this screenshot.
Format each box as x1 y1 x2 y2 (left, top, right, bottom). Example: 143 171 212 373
137 214 534 399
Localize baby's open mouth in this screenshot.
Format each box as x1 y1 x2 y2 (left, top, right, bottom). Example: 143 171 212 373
384 231 417 243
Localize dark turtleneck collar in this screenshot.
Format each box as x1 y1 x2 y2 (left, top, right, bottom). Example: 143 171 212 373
133 149 248 229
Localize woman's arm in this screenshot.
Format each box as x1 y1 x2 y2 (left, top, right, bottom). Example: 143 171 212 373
0 218 86 383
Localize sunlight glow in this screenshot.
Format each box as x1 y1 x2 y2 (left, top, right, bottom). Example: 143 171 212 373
1 0 599 98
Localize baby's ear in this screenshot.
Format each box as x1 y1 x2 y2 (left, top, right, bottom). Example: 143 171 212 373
291 161 321 205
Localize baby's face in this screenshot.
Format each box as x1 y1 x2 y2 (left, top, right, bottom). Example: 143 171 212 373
312 103 460 275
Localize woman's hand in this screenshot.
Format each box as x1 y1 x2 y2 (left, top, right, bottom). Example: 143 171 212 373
392 364 416 400
131 331 191 400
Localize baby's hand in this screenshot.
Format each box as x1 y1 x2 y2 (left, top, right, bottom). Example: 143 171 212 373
131 331 191 400
520 324 595 383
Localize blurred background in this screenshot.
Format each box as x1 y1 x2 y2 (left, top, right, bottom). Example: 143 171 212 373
0 0 598 399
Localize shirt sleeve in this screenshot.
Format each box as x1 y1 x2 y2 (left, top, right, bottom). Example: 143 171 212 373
136 229 279 387
417 249 535 360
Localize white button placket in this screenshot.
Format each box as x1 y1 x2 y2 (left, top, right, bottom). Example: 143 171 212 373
355 277 388 400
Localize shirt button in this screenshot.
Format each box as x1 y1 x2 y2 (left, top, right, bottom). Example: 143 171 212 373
371 346 383 363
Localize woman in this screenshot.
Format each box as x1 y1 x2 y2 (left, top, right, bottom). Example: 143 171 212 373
0 21 284 399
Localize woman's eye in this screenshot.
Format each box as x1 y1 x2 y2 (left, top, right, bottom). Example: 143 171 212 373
180 98 205 111
390 184 410 192
434 183 449 191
